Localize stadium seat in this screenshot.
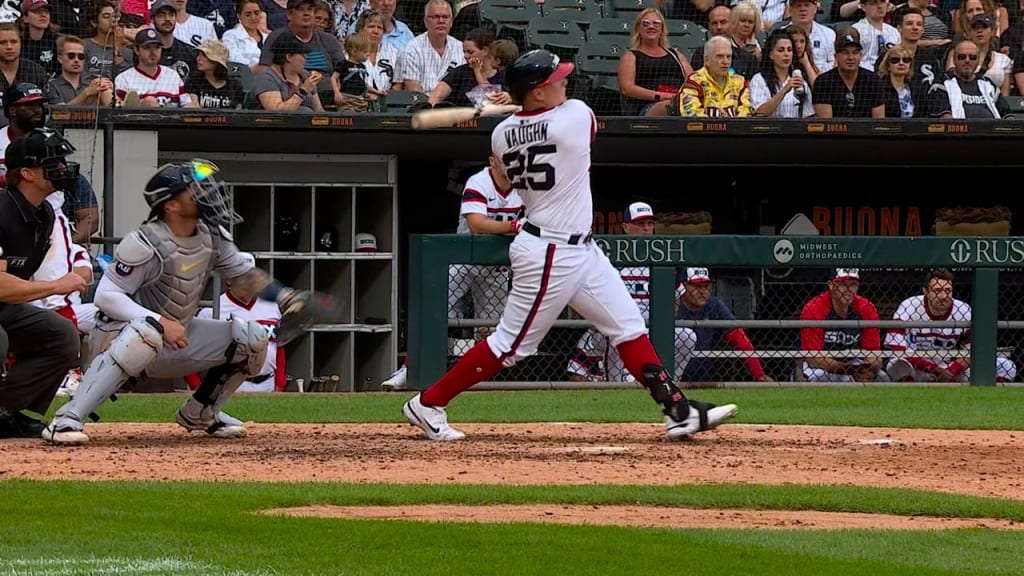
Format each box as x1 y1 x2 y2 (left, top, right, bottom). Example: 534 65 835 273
817 0 835 23
526 17 587 57
1005 95 1024 113
478 0 543 38
540 0 602 25
665 18 704 41
829 20 856 30
228 62 255 94
602 0 656 20
671 33 706 59
383 90 429 113
575 40 627 114
587 17 634 42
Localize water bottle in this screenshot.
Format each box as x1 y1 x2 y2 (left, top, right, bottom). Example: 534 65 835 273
95 253 112 274
792 69 805 98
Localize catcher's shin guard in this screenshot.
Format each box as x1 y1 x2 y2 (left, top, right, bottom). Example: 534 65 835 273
641 363 690 422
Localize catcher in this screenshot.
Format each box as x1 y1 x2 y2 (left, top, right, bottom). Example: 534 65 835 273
43 159 317 445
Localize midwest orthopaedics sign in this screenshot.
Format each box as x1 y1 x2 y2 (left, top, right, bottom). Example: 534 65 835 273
580 235 1022 268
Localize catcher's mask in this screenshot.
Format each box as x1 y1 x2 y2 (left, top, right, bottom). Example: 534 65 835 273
145 159 242 228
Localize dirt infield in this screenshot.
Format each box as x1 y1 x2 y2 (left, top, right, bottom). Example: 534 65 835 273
3 422 1023 530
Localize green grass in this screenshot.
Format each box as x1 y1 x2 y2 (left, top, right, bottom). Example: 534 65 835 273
48 387 1024 430
18 387 1024 575
3 481 1024 576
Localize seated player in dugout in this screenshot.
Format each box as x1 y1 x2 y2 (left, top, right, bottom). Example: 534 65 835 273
675 267 774 383
567 202 697 383
799 268 890 382
885 268 1017 383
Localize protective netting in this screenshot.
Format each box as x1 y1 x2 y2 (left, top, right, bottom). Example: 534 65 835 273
446 264 1024 383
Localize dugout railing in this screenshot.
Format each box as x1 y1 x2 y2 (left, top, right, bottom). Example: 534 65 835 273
407 234 1022 390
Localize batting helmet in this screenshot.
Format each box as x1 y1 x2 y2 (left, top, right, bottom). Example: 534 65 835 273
504 49 574 103
3 82 47 120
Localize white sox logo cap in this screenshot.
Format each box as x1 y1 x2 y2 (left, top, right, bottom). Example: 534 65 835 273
686 267 711 284
832 268 860 282
355 232 378 252
625 202 656 223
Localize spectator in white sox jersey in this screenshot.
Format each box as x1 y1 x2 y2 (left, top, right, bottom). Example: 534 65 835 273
170 0 218 48
114 28 193 107
393 0 464 93
356 10 397 96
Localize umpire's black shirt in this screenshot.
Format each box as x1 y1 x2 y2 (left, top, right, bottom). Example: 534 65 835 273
0 186 54 289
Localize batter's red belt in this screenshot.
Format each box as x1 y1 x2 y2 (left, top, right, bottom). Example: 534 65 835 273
522 222 593 245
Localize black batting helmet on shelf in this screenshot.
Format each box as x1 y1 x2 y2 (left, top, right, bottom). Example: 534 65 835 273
504 49 574 104
275 215 301 252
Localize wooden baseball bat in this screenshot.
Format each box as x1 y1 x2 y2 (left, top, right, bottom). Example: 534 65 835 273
411 104 520 130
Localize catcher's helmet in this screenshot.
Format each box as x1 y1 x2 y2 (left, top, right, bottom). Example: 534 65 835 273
3 82 47 119
504 49 574 103
144 159 242 227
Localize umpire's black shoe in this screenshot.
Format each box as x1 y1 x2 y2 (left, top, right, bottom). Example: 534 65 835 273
0 408 47 438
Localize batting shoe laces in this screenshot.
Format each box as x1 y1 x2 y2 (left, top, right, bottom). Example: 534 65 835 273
403 393 465 441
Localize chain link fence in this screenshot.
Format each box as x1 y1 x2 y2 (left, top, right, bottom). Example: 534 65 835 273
445 264 1024 384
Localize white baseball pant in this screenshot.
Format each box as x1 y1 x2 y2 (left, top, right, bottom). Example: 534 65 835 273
486 232 647 367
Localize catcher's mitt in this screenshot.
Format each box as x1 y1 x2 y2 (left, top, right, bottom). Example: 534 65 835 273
276 289 344 345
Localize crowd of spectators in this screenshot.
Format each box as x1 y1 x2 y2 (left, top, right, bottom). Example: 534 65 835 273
0 0 1019 117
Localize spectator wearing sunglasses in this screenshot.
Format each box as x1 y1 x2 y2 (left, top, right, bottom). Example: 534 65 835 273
877 45 924 117
47 35 114 107
928 39 1011 118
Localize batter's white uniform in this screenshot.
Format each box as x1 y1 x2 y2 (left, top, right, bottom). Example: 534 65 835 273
197 294 283 392
448 167 523 322
885 296 1017 382
566 267 692 381
487 99 646 366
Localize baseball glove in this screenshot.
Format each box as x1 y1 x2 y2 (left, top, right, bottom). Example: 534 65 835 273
276 289 345 345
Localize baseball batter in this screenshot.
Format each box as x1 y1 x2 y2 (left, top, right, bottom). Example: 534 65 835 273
404 49 737 441
566 202 691 382
382 155 522 391
43 159 313 445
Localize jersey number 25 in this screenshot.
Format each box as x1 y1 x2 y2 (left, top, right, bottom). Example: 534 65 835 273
502 144 556 191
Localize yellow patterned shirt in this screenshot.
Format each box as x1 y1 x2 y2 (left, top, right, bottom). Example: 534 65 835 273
672 67 752 118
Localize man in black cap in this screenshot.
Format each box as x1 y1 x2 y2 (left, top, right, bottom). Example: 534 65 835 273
257 0 344 93
0 83 101 242
812 26 887 118
0 128 86 438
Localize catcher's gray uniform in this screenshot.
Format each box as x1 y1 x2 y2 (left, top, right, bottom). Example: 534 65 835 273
47 220 269 442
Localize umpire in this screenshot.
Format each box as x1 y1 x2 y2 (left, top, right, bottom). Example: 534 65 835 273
0 128 86 438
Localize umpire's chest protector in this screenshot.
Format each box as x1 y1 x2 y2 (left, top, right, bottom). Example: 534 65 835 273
136 221 216 325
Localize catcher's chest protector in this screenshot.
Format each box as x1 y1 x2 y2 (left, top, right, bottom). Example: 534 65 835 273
137 221 216 326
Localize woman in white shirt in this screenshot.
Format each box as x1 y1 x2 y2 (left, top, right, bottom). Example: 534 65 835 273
355 10 397 94
749 30 814 117
222 0 268 70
